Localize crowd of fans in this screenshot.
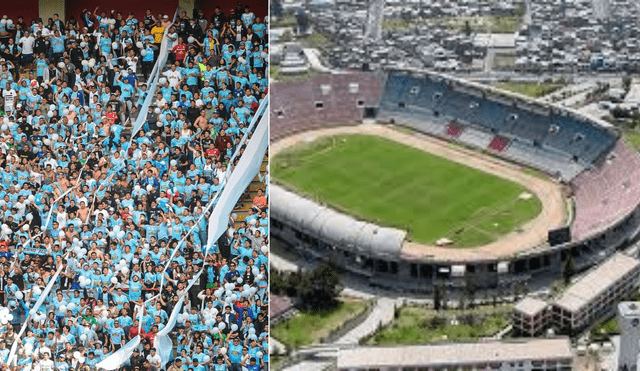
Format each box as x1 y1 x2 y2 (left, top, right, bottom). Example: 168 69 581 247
0 4 269 371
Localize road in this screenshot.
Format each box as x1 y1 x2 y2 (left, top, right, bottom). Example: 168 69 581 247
334 297 402 344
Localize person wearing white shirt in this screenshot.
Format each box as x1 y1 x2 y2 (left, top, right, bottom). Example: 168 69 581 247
155 92 167 109
147 348 161 368
35 352 54 371
2 82 17 113
125 50 138 73
18 31 35 65
163 65 182 89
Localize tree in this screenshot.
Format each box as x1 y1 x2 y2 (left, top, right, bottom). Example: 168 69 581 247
623 76 632 92
463 20 472 36
297 261 342 310
464 281 476 309
563 253 575 285
433 284 443 311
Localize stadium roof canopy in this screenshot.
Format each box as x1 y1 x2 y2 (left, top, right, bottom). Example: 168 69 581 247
271 184 405 258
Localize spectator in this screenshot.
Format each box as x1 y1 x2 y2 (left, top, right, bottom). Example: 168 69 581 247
0 5 269 371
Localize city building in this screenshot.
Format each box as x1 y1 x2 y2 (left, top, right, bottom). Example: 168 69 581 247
551 253 640 333
512 297 551 336
617 302 640 371
336 338 574 371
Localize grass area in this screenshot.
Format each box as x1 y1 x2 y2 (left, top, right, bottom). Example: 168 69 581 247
383 16 522 33
270 66 281 82
382 19 419 30
273 134 542 247
270 354 286 371
590 290 640 340
495 81 565 98
272 299 368 348
590 317 619 341
493 54 516 70
367 304 512 345
270 66 326 83
272 14 297 28
624 130 640 152
299 32 334 52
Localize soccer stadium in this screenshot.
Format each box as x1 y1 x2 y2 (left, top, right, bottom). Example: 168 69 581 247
271 69 640 293
0 2 269 371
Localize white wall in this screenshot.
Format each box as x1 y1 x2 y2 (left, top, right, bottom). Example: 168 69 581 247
39 0 65 22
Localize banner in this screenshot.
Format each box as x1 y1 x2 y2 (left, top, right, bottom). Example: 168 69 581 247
22 247 47 256
154 270 203 368
7 255 67 364
129 10 178 142
206 112 268 248
159 97 268 289
96 336 141 370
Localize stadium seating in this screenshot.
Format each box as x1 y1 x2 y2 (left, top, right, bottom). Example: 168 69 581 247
472 100 510 132
447 122 465 138
378 71 617 173
505 141 585 179
488 136 511 152
572 141 640 241
457 126 495 149
271 73 382 139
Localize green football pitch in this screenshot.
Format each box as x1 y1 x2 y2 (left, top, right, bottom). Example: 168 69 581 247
272 134 542 248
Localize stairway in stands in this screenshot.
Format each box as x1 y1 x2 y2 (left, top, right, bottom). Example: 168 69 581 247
233 153 269 221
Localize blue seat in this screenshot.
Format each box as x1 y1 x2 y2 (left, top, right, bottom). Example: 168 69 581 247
379 71 617 165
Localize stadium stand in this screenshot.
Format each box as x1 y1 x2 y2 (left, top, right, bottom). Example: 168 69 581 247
377 71 617 179
456 126 495 149
446 121 464 138
272 69 640 296
572 141 640 241
271 72 381 139
504 141 585 180
488 135 510 152
0 5 269 371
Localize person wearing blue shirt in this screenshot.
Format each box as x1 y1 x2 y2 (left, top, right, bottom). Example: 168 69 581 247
141 41 157 80
250 45 264 73
241 7 255 27
185 61 200 92
251 18 266 38
105 320 125 346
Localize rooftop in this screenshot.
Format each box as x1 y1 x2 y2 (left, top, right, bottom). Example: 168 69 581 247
337 338 573 369
553 253 640 313
514 297 549 317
